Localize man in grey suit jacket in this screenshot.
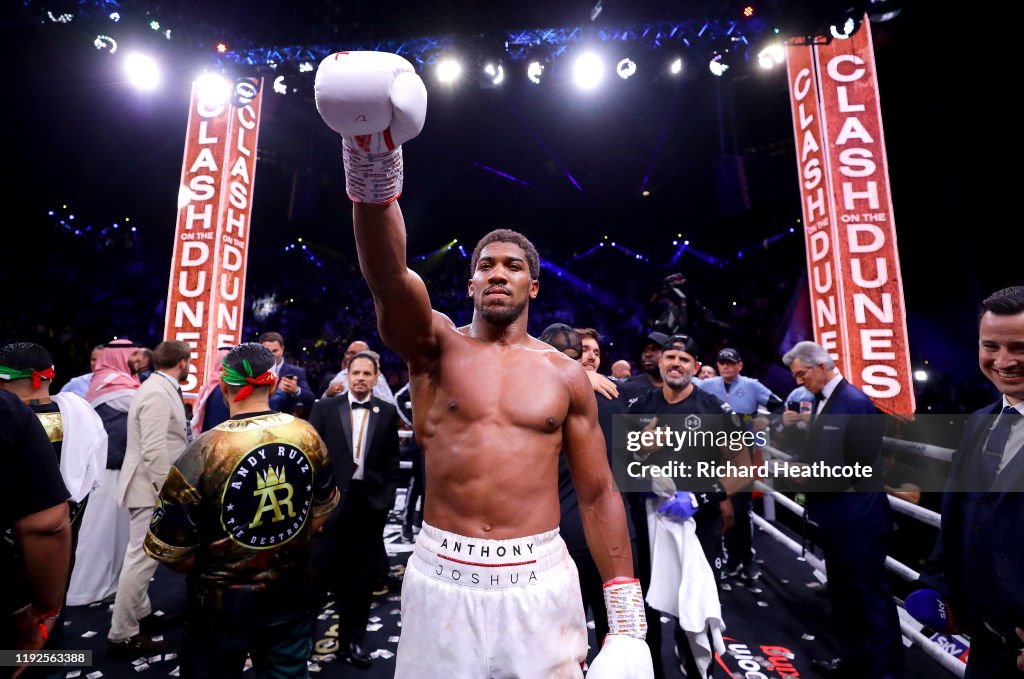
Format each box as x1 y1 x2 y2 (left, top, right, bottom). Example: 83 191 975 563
107 340 192 657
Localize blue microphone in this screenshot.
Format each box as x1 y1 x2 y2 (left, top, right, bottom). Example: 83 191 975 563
905 589 956 633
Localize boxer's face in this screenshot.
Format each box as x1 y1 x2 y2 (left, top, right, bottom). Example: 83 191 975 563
979 310 1024 404
469 242 538 326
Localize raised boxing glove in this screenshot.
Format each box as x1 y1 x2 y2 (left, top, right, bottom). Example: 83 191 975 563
314 51 427 205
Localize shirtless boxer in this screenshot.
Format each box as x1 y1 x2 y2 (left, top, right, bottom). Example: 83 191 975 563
315 52 652 678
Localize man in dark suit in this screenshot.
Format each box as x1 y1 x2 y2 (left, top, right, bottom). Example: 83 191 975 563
781 340 901 679
259 332 315 417
919 286 1024 678
309 350 400 669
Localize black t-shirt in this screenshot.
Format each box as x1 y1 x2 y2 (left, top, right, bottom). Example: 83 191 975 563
558 394 634 556
0 391 70 619
626 385 741 503
618 374 659 409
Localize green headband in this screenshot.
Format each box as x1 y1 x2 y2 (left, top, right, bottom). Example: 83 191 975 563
0 365 33 381
220 358 276 402
0 365 55 388
221 358 255 386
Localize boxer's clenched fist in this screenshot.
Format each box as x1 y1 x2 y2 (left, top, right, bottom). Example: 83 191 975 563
314 51 427 205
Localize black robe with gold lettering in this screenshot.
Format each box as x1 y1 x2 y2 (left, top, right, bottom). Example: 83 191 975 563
145 411 339 622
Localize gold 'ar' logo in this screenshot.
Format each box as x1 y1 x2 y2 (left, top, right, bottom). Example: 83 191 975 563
222 442 315 550
249 466 296 528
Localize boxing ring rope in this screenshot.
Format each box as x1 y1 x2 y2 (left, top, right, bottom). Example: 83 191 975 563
882 436 955 463
751 441 966 676
759 444 945 527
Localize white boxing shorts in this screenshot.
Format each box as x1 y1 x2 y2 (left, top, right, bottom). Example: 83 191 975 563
394 522 588 679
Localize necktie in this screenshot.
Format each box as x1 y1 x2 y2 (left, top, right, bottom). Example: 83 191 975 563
351 400 372 410
178 387 193 444
978 406 1021 488
811 392 825 420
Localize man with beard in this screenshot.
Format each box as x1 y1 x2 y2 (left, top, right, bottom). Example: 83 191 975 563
315 51 652 678
619 332 669 408
628 334 751 678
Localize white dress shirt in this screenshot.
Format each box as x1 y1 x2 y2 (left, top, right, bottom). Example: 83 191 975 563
815 373 844 415
349 394 372 481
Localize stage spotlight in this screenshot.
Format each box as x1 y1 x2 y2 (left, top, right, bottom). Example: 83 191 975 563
669 57 683 75
708 51 729 77
124 52 159 91
573 51 604 91
94 35 117 54
743 5 755 18
216 42 228 54
829 15 860 40
436 58 462 84
616 58 636 80
757 43 785 69
194 72 230 107
527 60 546 84
298 61 314 73
480 61 505 87
273 75 288 95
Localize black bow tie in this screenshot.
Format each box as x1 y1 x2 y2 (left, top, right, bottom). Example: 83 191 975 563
351 401 372 410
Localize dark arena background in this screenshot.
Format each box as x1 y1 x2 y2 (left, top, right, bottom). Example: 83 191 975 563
1 0 1016 677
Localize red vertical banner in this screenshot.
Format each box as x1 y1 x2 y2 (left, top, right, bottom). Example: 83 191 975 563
785 41 848 368
165 78 263 396
786 17 915 417
816 17 914 416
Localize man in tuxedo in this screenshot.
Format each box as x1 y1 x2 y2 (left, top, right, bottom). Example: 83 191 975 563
781 341 901 679
259 332 315 417
309 350 400 668
108 340 192 657
920 286 1024 678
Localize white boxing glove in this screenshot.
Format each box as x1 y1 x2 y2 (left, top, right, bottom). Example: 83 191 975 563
314 51 427 205
587 636 655 679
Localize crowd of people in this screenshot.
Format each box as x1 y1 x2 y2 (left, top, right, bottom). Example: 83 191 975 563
1 50 1019 679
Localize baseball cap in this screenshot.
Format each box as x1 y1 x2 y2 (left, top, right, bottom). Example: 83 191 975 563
661 333 699 357
640 331 669 351
717 348 742 363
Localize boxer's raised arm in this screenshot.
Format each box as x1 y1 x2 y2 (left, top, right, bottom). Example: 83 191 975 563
354 204 436 364
315 51 436 364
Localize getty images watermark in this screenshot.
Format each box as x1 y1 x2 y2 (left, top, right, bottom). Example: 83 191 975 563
611 413 881 493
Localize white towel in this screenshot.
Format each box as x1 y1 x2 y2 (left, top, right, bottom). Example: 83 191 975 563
645 501 726 677
52 393 107 502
